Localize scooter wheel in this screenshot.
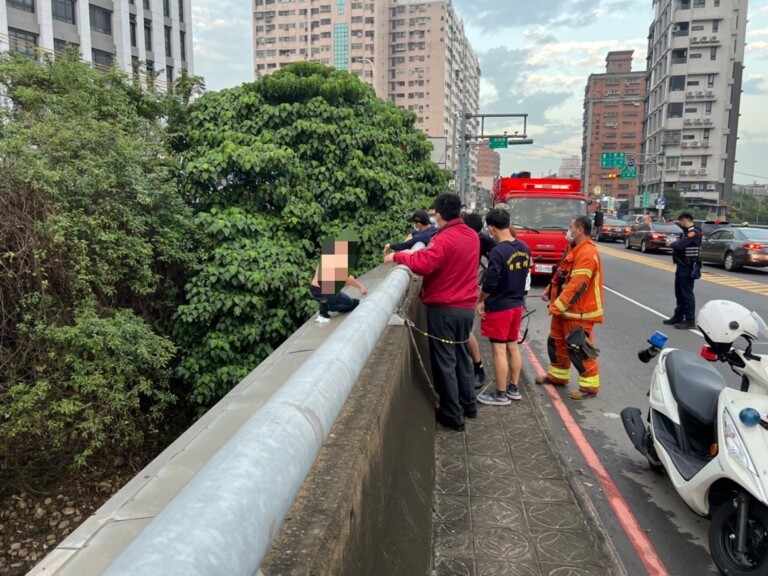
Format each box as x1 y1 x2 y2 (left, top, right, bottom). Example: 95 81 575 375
709 497 768 575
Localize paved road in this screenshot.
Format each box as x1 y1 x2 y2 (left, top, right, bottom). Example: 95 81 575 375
523 243 768 576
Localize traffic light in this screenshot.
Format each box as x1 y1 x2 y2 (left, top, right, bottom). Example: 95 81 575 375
608 173 618 179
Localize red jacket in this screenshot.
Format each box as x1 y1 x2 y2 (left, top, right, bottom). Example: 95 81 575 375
393 219 479 308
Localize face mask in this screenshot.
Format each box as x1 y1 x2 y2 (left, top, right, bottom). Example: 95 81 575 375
429 216 436 226
565 229 574 243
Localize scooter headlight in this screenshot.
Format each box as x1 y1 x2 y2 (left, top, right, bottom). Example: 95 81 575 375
722 409 758 476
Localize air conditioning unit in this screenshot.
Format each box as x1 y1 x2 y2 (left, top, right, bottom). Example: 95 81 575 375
696 91 705 97
680 169 688 175
694 118 703 124
686 91 695 97
684 118 693 125
690 36 699 43
691 184 700 191
706 184 716 191
691 141 701 147
703 118 712 124
672 25 680 32
681 142 690 148
699 169 708 175
710 36 718 42
702 141 710 147
706 90 714 96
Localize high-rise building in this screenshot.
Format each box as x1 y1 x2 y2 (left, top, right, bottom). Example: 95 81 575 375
558 155 581 179
252 0 480 198
0 0 193 86
476 140 499 211
640 0 748 214
582 50 647 204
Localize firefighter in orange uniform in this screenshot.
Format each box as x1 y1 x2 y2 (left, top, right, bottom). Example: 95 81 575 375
536 215 604 400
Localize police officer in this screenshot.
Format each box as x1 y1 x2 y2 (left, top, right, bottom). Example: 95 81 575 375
663 212 701 329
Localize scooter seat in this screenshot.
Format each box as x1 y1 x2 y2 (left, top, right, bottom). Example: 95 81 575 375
664 349 726 426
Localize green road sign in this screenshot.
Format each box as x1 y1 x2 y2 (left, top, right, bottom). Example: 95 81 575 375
489 137 508 149
620 166 637 179
641 191 651 209
600 152 626 169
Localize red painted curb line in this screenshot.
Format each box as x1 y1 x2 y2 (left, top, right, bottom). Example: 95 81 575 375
522 342 669 576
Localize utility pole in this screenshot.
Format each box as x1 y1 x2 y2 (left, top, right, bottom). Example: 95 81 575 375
457 111 531 203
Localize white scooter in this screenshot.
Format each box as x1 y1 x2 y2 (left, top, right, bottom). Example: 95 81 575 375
622 300 768 575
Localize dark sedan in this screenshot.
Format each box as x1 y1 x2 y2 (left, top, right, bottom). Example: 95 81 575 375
624 222 683 253
595 218 632 242
700 227 768 271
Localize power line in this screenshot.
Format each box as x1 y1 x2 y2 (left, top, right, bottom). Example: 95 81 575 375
735 171 768 181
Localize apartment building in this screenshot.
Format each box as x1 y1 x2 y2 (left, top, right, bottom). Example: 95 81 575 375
0 0 193 86
558 155 581 179
640 0 748 213
582 51 647 204
252 0 480 198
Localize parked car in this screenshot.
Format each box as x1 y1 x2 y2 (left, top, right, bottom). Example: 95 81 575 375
700 226 768 271
624 222 683 252
594 218 631 242
694 219 731 237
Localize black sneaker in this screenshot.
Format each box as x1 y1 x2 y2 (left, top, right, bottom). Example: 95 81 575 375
506 384 522 401
674 320 696 330
662 317 682 325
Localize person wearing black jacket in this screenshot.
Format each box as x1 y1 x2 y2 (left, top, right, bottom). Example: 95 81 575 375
384 210 438 253
663 212 702 330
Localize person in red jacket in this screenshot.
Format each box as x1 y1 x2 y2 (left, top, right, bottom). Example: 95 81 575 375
384 192 480 431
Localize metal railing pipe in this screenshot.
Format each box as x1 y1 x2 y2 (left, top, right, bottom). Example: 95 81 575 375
102 265 413 576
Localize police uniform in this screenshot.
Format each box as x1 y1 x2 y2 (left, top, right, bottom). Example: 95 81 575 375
669 225 701 326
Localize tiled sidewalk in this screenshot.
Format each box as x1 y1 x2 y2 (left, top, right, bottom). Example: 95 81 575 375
431 348 622 575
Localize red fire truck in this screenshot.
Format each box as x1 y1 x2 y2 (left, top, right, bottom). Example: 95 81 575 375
492 173 587 276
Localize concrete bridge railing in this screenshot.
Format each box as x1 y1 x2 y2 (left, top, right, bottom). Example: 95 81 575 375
30 261 437 576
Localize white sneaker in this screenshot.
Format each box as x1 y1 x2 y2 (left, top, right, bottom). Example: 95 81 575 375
315 315 330 324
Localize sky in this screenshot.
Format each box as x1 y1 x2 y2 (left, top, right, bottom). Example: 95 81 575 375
191 0 768 186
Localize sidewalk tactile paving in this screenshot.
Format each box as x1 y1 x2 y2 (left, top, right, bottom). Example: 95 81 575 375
431 339 616 576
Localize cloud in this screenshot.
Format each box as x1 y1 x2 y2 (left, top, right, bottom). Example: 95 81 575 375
191 0 253 91
743 76 768 95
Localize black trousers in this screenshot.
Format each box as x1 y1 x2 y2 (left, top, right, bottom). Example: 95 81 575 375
674 266 696 321
426 306 476 427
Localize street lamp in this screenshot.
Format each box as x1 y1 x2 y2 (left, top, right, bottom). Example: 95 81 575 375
361 58 375 95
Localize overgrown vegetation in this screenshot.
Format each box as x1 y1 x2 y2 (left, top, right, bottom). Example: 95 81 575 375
0 52 196 480
0 56 447 482
172 62 447 406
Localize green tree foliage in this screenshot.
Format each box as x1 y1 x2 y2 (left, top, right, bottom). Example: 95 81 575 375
173 62 448 406
0 52 196 474
661 188 687 218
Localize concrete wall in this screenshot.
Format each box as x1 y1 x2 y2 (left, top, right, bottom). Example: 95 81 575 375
261 279 436 576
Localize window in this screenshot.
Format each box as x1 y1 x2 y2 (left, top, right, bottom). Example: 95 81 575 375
701 156 708 168
710 47 717 61
164 26 172 57
669 75 685 91
707 74 715 88
714 0 719 5
667 102 684 118
166 65 174 85
54 38 78 55
90 5 112 34
91 48 113 67
52 0 75 24
712 20 719 33
178 0 184 21
130 15 137 46
180 30 186 61
703 128 710 140
8 28 37 56
693 0 705 6
705 102 712 115
144 21 153 51
7 0 34 12
163 0 170 17
143 0 150 8
666 156 680 170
